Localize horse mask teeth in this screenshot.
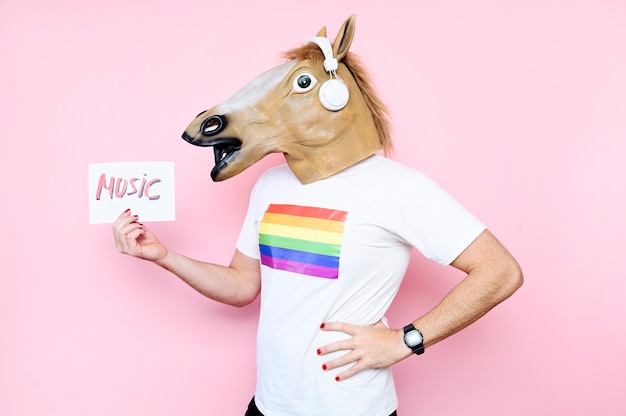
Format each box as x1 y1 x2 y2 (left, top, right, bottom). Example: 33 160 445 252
213 142 239 164
212 146 233 181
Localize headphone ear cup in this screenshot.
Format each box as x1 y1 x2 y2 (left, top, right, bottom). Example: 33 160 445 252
319 79 349 111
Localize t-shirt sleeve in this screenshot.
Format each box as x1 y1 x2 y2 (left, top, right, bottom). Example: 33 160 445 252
235 177 264 260
395 173 486 265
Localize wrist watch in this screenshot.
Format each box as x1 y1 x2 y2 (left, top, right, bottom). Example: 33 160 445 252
403 324 425 355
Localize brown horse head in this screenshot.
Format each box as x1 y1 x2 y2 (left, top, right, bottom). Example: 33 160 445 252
182 14 392 184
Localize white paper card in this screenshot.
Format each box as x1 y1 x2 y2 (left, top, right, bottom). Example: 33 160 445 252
88 162 175 224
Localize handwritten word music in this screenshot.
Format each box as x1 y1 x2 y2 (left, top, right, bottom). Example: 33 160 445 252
96 173 161 200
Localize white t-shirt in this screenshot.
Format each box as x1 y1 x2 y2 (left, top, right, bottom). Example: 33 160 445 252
236 155 486 416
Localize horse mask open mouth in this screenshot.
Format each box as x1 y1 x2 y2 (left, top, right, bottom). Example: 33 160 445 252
181 114 243 181
180 14 390 185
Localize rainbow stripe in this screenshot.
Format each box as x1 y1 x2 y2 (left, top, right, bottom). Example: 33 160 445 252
259 204 348 279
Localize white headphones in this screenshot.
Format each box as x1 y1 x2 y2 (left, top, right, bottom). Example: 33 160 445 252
307 36 349 111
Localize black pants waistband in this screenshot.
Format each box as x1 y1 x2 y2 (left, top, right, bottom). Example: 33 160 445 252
245 397 398 416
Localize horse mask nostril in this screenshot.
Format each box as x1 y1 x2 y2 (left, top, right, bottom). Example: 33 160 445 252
200 115 227 136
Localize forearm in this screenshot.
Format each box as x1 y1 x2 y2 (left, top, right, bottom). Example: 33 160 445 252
400 230 523 360
154 249 261 307
414 263 522 351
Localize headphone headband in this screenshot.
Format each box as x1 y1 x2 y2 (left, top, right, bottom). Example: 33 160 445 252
307 37 338 73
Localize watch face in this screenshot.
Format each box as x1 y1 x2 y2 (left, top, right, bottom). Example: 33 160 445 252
405 330 423 347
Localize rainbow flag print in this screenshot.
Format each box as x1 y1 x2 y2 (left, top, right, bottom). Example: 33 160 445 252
259 204 348 279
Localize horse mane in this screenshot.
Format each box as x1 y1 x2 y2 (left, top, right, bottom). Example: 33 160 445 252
283 44 393 155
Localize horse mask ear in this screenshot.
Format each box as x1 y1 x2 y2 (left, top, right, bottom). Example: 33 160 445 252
315 14 355 60
333 14 356 61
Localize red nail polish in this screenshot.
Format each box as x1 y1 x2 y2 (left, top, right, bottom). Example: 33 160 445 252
125 208 130 213
316 349 321 355
322 364 327 371
335 376 341 382
320 323 325 329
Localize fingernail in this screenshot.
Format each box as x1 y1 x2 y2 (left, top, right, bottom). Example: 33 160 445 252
320 323 325 329
335 376 341 382
322 364 327 371
316 349 321 355
125 208 130 213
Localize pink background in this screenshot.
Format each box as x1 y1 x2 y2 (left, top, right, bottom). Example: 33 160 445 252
2 0 625 414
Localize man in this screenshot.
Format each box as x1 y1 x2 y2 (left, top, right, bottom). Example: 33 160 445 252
113 15 522 416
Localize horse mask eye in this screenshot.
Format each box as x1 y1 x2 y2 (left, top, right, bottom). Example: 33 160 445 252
293 73 318 92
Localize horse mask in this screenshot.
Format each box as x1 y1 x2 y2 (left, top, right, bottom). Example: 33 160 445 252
182 15 390 185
